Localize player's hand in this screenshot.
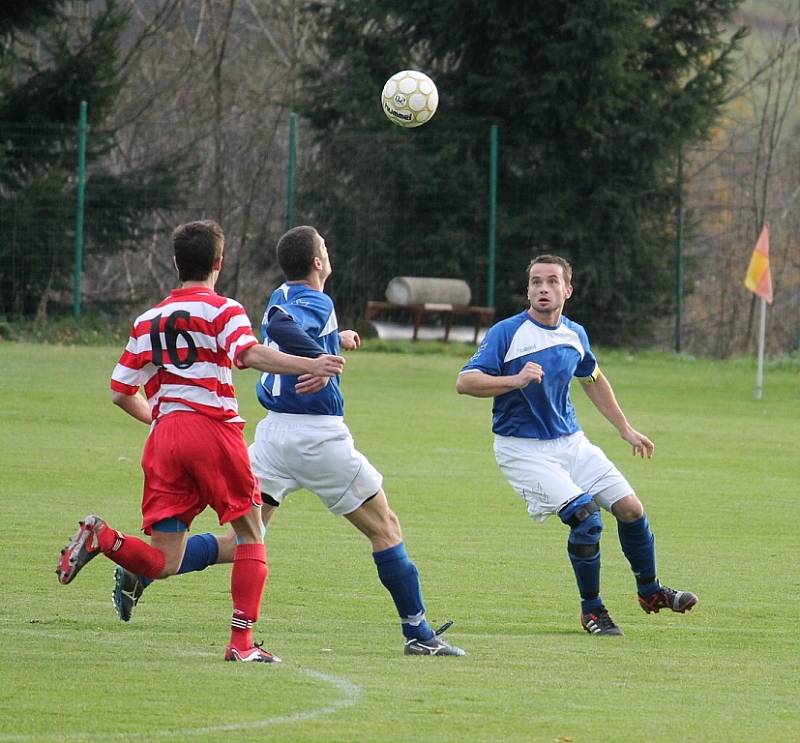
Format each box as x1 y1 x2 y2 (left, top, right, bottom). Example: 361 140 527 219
312 353 345 377
339 329 361 350
295 374 330 395
515 362 544 389
621 427 654 459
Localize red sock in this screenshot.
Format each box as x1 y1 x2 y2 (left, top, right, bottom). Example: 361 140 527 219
96 525 165 579
229 543 267 650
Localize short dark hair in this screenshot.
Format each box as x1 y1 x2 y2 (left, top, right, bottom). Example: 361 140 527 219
173 220 225 281
276 225 321 280
528 254 572 285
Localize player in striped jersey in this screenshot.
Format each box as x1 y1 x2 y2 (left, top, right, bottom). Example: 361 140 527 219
56 220 344 663
457 255 697 635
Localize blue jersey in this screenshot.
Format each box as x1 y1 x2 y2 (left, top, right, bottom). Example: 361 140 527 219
256 282 343 415
459 311 597 439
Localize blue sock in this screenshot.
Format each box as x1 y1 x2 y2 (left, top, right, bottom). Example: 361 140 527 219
617 515 659 596
568 541 603 615
373 542 434 641
560 495 604 614
141 532 219 588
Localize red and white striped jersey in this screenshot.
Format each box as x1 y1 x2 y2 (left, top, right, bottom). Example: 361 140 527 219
110 287 259 423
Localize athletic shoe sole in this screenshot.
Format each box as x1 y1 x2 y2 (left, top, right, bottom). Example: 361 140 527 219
56 516 104 585
113 566 145 622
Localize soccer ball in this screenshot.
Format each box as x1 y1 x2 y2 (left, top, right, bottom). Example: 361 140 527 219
381 70 438 128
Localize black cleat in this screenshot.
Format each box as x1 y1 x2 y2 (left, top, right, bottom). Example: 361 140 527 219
112 566 146 622
639 585 698 614
581 606 624 636
404 621 466 656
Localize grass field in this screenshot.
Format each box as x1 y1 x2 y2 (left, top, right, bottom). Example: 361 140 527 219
1 341 798 742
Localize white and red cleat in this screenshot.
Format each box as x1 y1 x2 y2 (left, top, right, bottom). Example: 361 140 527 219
224 642 282 663
56 515 108 585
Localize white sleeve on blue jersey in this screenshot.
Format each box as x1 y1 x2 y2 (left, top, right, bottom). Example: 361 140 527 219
572 323 597 379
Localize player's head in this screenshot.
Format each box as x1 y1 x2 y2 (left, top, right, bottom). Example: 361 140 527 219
277 225 331 282
173 220 225 281
527 254 573 319
527 254 572 286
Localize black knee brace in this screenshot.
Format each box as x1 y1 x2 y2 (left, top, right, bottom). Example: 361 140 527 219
561 495 603 558
559 493 600 528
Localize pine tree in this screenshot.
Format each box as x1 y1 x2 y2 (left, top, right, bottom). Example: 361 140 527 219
296 0 745 343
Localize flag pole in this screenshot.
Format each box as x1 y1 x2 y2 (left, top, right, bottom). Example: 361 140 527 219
755 297 766 400
743 223 772 400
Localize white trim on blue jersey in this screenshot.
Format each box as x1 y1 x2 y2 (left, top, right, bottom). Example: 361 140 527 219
459 311 597 439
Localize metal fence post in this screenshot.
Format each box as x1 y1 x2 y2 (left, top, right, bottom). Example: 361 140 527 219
72 100 88 320
487 124 498 308
674 144 684 353
285 112 297 231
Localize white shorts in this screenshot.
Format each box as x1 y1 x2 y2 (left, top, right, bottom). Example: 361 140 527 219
493 431 632 523
249 413 383 516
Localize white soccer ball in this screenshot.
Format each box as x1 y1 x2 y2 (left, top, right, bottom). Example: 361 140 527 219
381 70 438 128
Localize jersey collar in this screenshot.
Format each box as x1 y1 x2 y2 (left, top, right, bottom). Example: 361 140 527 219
526 311 562 331
171 287 217 297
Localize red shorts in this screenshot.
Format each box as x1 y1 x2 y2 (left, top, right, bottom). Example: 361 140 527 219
140 412 261 535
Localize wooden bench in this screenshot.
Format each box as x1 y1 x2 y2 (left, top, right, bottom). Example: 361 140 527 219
364 299 495 343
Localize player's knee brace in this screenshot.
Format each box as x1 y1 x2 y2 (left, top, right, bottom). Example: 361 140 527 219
560 493 602 558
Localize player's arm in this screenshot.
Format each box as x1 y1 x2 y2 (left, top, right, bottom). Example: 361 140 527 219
238 344 344 378
224 298 343 377
269 307 360 354
456 363 544 398
110 339 152 424
266 310 327 358
111 389 152 424
265 309 345 394
294 325 361 394
580 369 654 458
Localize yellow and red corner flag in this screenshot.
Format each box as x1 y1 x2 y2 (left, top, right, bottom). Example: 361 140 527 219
744 224 773 304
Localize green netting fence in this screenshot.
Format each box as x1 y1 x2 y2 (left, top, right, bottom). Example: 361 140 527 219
1 110 798 356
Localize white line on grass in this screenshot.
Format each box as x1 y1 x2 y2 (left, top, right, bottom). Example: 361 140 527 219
0 627 363 741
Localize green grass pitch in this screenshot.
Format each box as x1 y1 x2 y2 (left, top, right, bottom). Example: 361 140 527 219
1 342 798 742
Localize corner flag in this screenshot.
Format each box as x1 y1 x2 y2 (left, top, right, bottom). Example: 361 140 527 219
744 224 772 399
744 224 773 304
